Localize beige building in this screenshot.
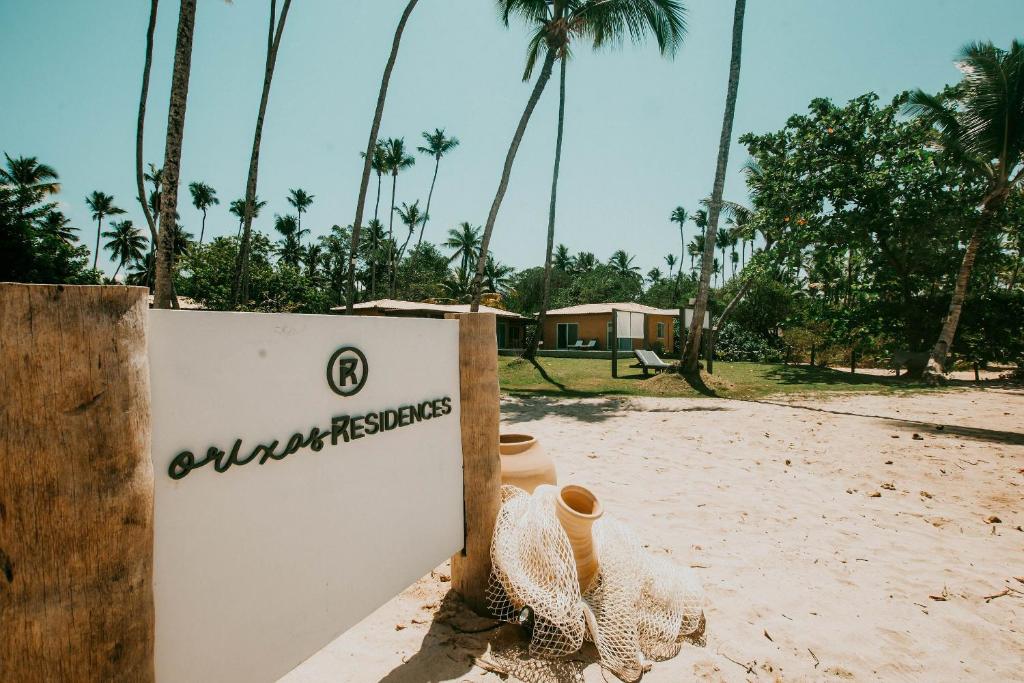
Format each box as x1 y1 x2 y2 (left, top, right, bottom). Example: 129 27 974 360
542 303 678 353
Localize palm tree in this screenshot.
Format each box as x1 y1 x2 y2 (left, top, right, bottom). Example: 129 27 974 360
305 242 323 280
572 251 596 273
391 200 425 294
381 138 415 266
609 249 640 279
1 153 60 215
664 253 677 278
154 0 198 308
688 234 705 271
416 128 460 246
553 244 573 271
484 254 515 295
188 181 219 245
103 219 148 280
363 218 387 298
647 267 663 284
346 0 421 313
471 0 687 309
445 222 482 273
287 187 314 244
230 196 266 237
683 0 746 372
362 142 389 224
716 227 732 281
42 211 78 244
86 191 126 271
136 0 159 245
232 0 295 308
906 39 1024 381
274 214 303 268
670 206 688 271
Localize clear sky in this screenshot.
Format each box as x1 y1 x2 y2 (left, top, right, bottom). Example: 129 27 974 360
2 1 1022 277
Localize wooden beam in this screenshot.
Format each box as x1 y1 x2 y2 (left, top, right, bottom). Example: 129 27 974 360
445 312 500 615
0 284 155 681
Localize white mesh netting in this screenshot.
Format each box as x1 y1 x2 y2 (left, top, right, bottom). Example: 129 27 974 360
488 485 705 681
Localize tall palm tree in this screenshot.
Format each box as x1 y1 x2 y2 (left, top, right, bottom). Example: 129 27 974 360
136 0 160 245
445 222 482 273
609 249 640 279
683 0 746 372
230 196 266 236
86 191 126 271
154 0 198 308
716 226 732 281
391 200 425 295
287 187 314 244
232 0 295 308
380 137 415 281
1 153 60 215
687 234 705 271
103 219 148 280
906 39 1024 381
42 211 78 244
361 142 389 224
345 0 421 313
664 253 677 279
188 181 219 245
470 0 687 310
670 206 688 272
416 128 460 246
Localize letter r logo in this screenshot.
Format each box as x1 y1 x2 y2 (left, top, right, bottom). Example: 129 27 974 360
326 346 368 397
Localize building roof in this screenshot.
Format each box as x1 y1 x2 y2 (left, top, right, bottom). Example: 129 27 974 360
544 302 680 317
335 298 529 320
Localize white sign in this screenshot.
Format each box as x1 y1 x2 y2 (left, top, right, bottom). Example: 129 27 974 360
684 308 711 330
148 311 464 682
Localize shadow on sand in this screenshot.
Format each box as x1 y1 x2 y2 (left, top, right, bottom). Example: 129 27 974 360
501 395 625 424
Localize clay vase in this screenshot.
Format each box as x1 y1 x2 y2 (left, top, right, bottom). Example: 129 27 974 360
555 484 604 593
499 434 557 493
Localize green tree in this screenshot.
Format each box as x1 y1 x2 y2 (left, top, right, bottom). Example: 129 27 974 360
287 187 314 245
85 191 126 271
416 128 459 245
684 0 746 372
484 254 515 295
230 196 266 236
103 219 148 279
188 180 219 245
608 249 640 279
445 222 482 273
1 153 60 215
392 200 425 294
553 243 572 271
471 0 686 309
906 39 1024 380
381 137 416 274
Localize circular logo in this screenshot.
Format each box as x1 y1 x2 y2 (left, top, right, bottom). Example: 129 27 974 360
326 346 368 397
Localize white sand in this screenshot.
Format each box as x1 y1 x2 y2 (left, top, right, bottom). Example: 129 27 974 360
284 387 1024 682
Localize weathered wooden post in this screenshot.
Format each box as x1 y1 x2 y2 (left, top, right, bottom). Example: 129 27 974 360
611 308 619 378
0 284 155 682
446 312 500 615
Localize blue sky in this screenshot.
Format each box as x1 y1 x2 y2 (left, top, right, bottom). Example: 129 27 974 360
2 1 1022 277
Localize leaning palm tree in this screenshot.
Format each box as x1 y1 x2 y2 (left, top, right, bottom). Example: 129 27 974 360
345 0 421 313
86 191 126 271
154 0 198 308
445 222 482 273
135 0 160 245
683 0 746 372
103 219 148 280
905 39 1024 381
416 128 460 245
232 0 295 308
287 187 314 245
188 180 219 245
1 153 60 215
471 0 687 310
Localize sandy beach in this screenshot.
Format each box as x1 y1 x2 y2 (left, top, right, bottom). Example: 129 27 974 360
285 386 1023 682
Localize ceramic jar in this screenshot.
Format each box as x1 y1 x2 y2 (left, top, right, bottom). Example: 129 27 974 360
499 434 557 493
555 484 603 593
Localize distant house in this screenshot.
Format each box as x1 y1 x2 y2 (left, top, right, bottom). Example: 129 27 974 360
334 299 532 351
542 302 680 352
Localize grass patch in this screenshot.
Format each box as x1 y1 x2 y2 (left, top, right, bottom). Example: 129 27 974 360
499 357 948 400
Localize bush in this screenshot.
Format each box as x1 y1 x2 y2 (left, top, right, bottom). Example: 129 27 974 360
715 321 785 363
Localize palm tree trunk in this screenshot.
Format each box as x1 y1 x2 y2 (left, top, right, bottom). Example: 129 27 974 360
93 216 102 270
683 0 746 372
136 0 159 247
231 0 293 307
923 206 995 382
418 156 441 247
528 58 568 359
113 261 123 280
154 0 197 309
199 208 206 245
345 0 420 313
374 172 382 222
469 48 559 311
387 174 397 296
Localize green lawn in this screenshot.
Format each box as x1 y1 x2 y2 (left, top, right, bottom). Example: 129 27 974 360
498 356 948 400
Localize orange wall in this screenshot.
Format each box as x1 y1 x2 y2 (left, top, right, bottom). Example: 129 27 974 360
543 313 675 351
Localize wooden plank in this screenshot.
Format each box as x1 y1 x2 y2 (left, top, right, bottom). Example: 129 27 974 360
0 283 154 682
446 312 500 615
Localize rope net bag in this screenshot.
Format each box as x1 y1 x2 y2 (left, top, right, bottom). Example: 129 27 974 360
488 485 705 681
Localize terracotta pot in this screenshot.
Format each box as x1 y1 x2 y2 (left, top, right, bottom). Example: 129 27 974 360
499 434 557 493
555 484 603 593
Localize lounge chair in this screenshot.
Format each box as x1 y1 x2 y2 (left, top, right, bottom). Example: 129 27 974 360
631 349 673 376
581 340 597 350
569 340 584 350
